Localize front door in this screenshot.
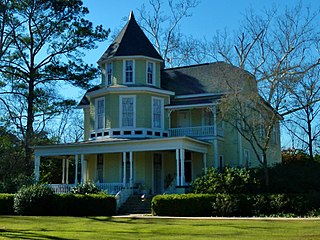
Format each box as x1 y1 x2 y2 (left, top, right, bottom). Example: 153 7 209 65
153 153 162 194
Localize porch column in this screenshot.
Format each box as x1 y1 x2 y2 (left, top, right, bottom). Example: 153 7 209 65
74 155 78 184
66 158 69 184
34 155 40 182
62 158 66 184
180 148 185 186
213 106 219 168
80 154 85 184
122 152 126 187
129 151 133 187
176 149 180 186
203 153 207 174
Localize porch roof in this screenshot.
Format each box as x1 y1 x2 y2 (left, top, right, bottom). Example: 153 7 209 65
33 137 211 157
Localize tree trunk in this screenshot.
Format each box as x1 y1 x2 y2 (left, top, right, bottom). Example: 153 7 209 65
25 79 35 176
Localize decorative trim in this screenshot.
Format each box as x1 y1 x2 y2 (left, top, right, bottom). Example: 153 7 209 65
89 127 169 140
87 86 175 98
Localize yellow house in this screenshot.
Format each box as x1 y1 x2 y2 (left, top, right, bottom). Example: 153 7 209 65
33 12 281 203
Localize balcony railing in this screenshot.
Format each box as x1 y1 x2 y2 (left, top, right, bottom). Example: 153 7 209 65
47 182 124 194
169 125 224 138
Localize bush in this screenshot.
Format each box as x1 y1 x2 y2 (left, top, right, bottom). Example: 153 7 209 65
0 194 15 215
192 167 259 194
13 183 116 216
151 193 320 217
152 194 215 217
53 193 116 216
71 181 100 194
14 184 54 215
265 161 320 193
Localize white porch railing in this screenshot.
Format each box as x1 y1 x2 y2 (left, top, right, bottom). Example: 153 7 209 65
96 182 123 194
48 184 76 194
169 126 224 138
48 183 124 194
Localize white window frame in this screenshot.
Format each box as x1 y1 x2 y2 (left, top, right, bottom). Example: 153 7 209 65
146 61 156 85
95 97 105 130
152 97 164 129
106 62 113 86
123 60 135 84
119 95 136 128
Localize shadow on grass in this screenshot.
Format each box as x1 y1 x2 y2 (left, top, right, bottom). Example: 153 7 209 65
0 229 73 240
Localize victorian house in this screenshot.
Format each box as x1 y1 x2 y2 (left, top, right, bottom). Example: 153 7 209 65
33 12 281 204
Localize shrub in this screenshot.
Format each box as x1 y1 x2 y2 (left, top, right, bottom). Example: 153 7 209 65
0 194 15 215
260 161 320 193
192 167 259 194
53 193 116 216
71 181 100 194
14 184 54 215
152 194 215 217
151 193 320 217
212 194 239 217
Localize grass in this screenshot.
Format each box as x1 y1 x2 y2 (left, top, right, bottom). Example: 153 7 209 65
0 216 319 240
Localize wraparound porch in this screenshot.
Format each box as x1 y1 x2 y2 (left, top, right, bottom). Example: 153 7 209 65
33 137 211 196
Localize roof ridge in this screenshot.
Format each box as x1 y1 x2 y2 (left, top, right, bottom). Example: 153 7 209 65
164 61 229 71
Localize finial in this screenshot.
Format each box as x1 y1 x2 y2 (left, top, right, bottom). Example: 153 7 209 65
129 10 134 20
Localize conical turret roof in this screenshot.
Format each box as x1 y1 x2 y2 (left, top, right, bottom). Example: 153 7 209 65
98 11 163 63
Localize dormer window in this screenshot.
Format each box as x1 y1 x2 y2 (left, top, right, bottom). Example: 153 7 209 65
124 60 134 83
106 62 113 86
146 61 155 85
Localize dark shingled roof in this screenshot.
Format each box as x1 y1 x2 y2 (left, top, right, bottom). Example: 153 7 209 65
161 62 257 95
98 11 163 63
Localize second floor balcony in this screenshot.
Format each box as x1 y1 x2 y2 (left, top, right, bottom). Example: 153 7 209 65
169 125 224 138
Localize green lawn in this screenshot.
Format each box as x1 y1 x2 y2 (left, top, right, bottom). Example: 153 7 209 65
0 216 319 240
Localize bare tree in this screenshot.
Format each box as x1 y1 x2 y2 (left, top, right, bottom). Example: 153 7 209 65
138 0 200 67
284 67 320 160
213 3 320 185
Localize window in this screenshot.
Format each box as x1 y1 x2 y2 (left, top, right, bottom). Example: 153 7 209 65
106 62 113 85
124 60 134 83
95 98 105 130
152 97 163 129
147 62 155 85
244 149 251 168
97 154 104 183
120 96 136 127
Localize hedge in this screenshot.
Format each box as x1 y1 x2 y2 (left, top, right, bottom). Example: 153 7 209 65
53 194 116 216
0 194 15 215
11 184 116 216
152 193 320 217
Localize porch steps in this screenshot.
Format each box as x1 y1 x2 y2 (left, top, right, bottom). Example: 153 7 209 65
118 194 154 215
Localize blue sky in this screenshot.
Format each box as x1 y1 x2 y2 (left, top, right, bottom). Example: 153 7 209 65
81 0 319 69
